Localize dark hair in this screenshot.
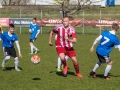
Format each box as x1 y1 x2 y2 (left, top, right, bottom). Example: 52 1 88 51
33 17 37 20
112 23 119 31
9 24 15 28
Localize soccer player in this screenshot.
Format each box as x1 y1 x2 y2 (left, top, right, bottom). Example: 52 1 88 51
29 17 40 54
49 16 83 78
89 23 120 80
0 24 22 71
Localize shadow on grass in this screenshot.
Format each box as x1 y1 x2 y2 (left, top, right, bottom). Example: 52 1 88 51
32 78 41 80
2 67 23 71
88 73 120 79
56 71 75 77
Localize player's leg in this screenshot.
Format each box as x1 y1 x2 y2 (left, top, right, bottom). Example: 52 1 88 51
89 53 103 78
89 61 101 78
104 57 112 80
71 56 83 78
29 40 34 54
2 47 11 68
11 47 21 71
32 38 39 54
56 47 68 75
57 57 62 72
57 55 69 72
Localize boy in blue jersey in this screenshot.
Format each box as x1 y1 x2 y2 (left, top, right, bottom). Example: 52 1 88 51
89 23 120 80
29 18 40 54
0 24 22 71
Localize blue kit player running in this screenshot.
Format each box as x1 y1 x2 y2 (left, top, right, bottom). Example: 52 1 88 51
89 23 120 80
0 24 22 71
29 18 40 54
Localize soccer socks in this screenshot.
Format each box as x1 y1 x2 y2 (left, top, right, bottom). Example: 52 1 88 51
65 56 69 61
57 57 61 68
92 61 101 72
104 64 112 77
14 57 19 70
74 63 80 74
30 44 34 53
3 56 10 62
30 44 38 53
57 56 69 68
32 44 38 51
2 56 10 68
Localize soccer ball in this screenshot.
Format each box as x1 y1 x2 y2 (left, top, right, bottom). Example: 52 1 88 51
31 55 40 64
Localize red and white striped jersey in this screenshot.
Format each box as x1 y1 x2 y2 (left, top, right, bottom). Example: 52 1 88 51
53 24 76 48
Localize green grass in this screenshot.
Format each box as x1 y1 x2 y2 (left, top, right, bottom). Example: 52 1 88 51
0 33 120 90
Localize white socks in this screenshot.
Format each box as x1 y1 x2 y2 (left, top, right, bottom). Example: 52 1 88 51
3 56 10 62
30 44 37 53
14 57 19 69
104 64 112 76
92 61 101 72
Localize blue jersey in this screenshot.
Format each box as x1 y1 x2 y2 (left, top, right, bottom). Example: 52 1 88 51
0 32 18 47
29 23 40 40
96 30 119 56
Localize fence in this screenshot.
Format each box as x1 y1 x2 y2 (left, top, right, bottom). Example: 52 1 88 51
0 5 120 34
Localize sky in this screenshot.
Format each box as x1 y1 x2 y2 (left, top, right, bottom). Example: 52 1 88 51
30 0 120 5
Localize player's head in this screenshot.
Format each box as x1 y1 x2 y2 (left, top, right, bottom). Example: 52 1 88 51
62 16 70 28
9 24 15 34
112 23 119 31
32 17 37 24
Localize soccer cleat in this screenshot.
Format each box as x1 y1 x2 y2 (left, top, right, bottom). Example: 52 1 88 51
89 71 97 78
57 68 62 72
104 76 110 80
76 73 83 78
62 63 68 75
2 61 5 68
15 68 21 71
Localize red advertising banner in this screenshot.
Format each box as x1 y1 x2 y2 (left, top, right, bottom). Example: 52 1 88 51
0 18 9 26
1 18 120 27
36 18 120 27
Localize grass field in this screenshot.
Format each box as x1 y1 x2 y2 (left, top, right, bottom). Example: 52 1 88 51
0 33 120 90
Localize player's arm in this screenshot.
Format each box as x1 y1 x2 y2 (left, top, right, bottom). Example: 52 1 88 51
49 30 54 46
115 45 120 51
35 26 40 38
15 41 22 58
65 37 77 43
90 35 102 52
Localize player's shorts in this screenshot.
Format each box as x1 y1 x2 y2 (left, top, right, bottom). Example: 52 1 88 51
65 47 76 58
96 52 111 63
30 38 37 42
3 46 17 58
56 47 66 55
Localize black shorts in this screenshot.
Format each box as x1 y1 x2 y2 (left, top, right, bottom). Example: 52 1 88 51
3 46 17 58
96 52 111 63
30 38 37 43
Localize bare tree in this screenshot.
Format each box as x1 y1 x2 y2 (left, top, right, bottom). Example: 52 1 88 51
2 0 31 5
54 0 102 17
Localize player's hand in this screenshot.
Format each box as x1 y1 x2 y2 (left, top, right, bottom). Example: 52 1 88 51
65 36 68 40
29 30 32 33
90 47 94 52
19 53 22 58
49 42 53 46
